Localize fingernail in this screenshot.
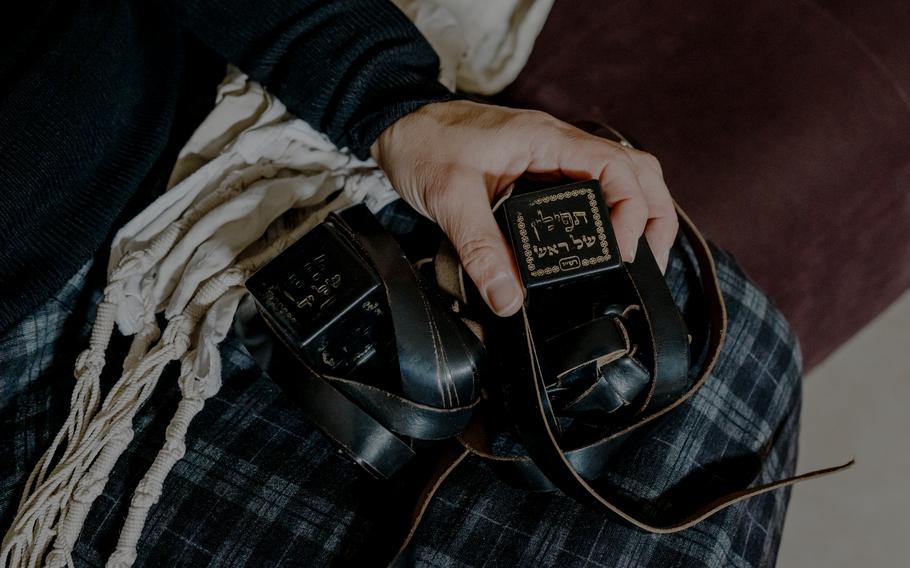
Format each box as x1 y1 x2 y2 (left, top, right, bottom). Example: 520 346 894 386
658 250 670 274
626 235 639 263
484 272 522 316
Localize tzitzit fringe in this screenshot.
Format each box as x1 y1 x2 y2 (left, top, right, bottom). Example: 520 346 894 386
0 161 352 568
0 3 556 561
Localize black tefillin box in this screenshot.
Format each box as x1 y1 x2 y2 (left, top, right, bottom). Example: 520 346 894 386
246 179 625 384
499 179 624 291
245 219 395 380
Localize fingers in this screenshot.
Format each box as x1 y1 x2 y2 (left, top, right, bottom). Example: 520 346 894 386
429 175 524 317
599 156 649 263
522 118 677 269
635 155 678 272
373 100 678 308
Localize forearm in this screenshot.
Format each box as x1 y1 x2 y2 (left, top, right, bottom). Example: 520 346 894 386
161 0 456 158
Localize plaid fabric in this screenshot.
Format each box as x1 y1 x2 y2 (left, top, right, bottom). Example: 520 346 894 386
0 201 800 567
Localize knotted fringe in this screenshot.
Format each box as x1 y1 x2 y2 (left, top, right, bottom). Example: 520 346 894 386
0 152 385 567
0 3 558 563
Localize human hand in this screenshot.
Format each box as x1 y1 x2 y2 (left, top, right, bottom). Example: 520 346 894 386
370 100 677 317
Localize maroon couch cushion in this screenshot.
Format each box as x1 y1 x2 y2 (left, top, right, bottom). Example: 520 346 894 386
500 0 910 369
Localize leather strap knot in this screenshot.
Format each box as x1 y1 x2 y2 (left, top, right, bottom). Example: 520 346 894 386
236 148 853 566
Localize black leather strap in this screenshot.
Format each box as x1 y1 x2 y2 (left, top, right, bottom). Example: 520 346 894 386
325 375 479 440
235 298 416 479
394 120 852 553
544 316 627 385
238 126 852 566
625 235 690 406
399 198 852 553
238 204 484 482
493 203 852 531
337 205 481 411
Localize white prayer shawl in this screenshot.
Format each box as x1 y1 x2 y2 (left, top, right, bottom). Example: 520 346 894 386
0 1 553 566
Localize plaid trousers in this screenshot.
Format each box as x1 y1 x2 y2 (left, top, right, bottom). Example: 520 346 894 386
0 201 800 567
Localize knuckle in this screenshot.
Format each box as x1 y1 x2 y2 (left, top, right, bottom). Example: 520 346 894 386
639 151 662 173
664 212 680 233
561 126 589 144
421 166 459 220
511 109 552 134
606 146 637 170
621 194 651 222
458 236 501 277
631 199 651 224
619 150 642 175
525 109 556 124
613 199 649 232
653 198 677 219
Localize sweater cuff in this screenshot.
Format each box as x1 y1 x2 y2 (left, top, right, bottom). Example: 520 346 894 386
344 80 461 160
163 0 460 160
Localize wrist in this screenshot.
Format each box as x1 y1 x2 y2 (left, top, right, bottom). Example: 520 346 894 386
370 99 475 166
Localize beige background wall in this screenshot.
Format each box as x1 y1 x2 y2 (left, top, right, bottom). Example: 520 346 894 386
778 290 910 567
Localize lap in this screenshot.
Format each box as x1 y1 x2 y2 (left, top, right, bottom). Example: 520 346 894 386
0 203 801 568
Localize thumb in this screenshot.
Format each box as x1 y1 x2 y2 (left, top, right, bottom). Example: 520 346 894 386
432 182 524 317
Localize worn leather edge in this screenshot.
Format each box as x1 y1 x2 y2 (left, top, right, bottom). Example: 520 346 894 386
428 198 853 534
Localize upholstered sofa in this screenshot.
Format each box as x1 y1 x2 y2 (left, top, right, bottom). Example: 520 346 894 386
500 0 910 369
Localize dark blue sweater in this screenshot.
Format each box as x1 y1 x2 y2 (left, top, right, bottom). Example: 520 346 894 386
0 0 453 332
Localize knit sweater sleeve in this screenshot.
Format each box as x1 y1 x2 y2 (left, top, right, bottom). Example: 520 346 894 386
161 0 457 159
